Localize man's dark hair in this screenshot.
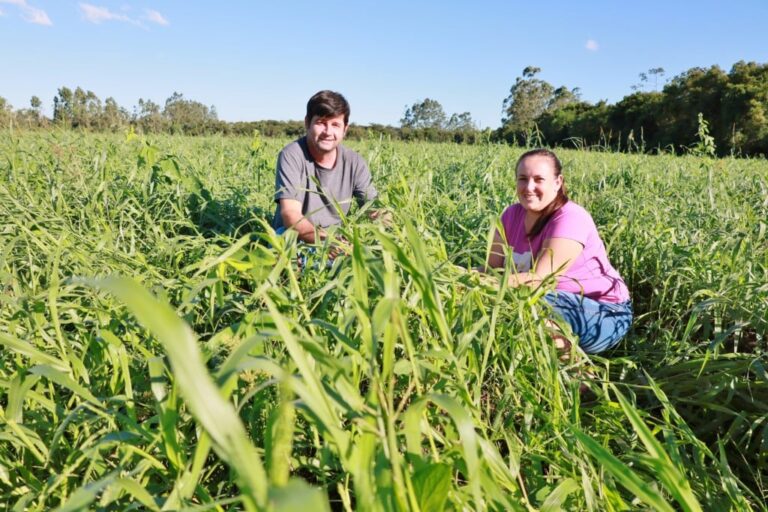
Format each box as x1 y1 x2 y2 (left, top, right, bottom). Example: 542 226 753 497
306 90 350 125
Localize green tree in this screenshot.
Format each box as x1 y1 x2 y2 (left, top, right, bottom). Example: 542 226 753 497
497 66 576 144
53 86 74 126
500 66 555 143
100 97 129 132
30 96 42 120
547 86 580 111
608 91 664 150
631 67 666 92
12 96 47 129
0 96 13 127
722 61 768 155
537 100 601 146
134 98 165 133
400 98 447 129
163 92 218 134
658 66 728 151
72 87 102 129
445 112 475 131
53 86 103 128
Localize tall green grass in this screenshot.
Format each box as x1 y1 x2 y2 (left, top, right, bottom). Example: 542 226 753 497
0 130 765 510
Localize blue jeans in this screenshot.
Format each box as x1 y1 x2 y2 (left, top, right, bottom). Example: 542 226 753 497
543 291 633 354
275 227 332 270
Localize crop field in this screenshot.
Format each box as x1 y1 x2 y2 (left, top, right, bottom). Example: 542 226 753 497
0 130 766 511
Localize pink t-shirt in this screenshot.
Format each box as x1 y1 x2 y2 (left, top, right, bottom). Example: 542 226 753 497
500 201 630 303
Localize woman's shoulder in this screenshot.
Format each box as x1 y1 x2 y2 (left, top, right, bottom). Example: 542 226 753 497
502 203 524 216
555 201 593 221
546 201 597 239
501 203 524 222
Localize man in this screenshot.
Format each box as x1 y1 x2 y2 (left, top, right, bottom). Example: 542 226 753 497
272 90 378 245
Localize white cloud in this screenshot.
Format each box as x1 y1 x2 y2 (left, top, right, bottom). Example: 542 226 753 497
585 39 599 51
144 9 168 26
79 3 132 24
23 5 50 25
78 3 168 28
0 0 52 25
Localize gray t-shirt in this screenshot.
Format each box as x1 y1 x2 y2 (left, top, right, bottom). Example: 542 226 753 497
272 137 378 230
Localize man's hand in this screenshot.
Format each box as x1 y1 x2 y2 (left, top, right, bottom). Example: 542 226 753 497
470 265 499 287
327 235 351 259
369 208 393 228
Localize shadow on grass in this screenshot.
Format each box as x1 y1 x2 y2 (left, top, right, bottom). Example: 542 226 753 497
188 188 273 240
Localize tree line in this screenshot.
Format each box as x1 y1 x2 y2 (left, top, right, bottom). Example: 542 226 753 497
0 87 484 143
498 62 768 156
1 60 766 156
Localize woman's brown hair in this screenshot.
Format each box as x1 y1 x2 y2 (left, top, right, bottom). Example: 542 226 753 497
516 148 569 238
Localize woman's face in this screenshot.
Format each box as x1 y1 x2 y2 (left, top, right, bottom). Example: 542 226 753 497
516 155 563 214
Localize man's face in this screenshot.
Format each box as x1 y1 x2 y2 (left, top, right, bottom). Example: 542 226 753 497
305 114 348 155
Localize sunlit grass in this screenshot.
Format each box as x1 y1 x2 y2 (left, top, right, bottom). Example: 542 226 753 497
0 130 765 510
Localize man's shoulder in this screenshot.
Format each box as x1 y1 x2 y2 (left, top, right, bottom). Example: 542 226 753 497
338 143 368 168
278 138 312 174
280 137 309 158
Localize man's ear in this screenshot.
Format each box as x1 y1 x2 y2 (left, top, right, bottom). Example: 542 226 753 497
304 116 311 130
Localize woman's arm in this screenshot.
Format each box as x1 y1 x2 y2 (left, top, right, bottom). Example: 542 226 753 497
506 237 584 287
482 229 507 271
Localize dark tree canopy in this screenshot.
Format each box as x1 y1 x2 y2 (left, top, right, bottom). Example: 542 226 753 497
499 61 768 155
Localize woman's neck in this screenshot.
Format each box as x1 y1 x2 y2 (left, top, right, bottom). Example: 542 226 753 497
524 209 541 234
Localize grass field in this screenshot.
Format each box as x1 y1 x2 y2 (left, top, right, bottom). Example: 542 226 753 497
0 130 766 511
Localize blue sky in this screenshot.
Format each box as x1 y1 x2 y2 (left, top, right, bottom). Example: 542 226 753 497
1 0 766 129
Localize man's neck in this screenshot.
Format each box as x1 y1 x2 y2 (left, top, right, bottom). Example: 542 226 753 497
308 144 337 169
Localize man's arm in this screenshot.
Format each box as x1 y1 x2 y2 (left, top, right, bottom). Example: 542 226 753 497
280 199 351 258
279 198 322 244
351 155 378 206
350 157 393 225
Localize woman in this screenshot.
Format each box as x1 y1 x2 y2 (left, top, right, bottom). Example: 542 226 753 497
482 148 632 354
